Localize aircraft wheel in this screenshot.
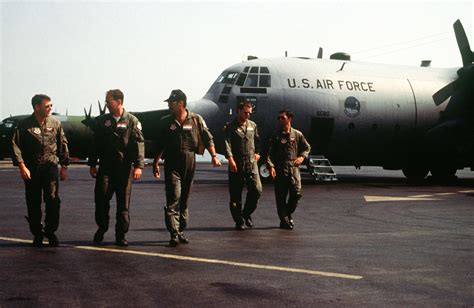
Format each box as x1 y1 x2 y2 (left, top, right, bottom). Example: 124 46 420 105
258 161 273 183
402 166 429 181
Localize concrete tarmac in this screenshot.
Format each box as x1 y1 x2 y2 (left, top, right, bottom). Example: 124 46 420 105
0 161 473 307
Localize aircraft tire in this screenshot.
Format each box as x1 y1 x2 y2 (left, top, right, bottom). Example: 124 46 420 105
258 161 273 183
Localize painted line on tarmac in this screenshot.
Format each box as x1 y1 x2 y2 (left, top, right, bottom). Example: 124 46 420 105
0 236 362 280
364 196 440 202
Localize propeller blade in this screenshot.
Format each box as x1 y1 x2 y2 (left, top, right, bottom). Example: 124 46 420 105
317 47 323 59
432 80 458 106
88 104 92 117
83 107 88 118
99 100 106 115
100 103 107 115
454 19 473 66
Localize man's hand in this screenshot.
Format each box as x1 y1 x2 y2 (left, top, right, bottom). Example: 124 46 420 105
269 166 276 179
133 167 142 181
89 166 97 178
59 166 67 181
153 164 160 179
294 156 304 167
255 154 261 162
212 156 221 167
228 157 237 173
19 163 31 180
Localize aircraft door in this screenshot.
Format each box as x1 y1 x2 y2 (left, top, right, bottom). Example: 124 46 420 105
310 117 334 155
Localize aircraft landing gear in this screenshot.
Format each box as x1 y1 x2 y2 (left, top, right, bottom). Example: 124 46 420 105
402 166 429 182
429 165 457 179
258 161 273 183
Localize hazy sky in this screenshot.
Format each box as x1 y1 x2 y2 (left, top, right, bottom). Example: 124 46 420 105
1 1 472 119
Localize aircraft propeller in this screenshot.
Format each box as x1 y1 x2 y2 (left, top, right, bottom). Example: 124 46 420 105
424 20 474 178
81 104 94 128
432 20 474 108
98 100 106 115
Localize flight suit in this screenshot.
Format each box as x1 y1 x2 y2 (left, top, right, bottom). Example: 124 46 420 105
155 111 214 238
267 128 310 224
12 115 69 238
224 119 262 226
88 110 144 241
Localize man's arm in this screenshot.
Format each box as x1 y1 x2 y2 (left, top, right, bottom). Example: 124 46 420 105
224 124 237 172
57 124 69 181
12 126 31 180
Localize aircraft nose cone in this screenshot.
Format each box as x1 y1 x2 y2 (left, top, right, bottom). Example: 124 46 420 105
188 98 219 121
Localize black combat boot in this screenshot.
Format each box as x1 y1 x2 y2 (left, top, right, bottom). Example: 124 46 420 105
169 235 179 247
45 233 59 247
178 233 189 244
279 217 293 230
32 234 44 247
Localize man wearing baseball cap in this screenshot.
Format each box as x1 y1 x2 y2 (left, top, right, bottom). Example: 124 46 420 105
153 89 221 246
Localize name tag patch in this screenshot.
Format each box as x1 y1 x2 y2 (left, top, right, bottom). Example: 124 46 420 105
183 124 193 130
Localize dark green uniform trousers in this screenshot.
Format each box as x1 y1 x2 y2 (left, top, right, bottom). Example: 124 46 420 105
94 164 133 239
24 162 60 237
274 167 302 220
228 163 262 225
164 152 195 237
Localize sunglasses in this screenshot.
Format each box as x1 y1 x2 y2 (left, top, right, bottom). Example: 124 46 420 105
277 116 287 120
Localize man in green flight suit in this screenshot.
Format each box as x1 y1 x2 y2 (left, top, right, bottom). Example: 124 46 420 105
153 89 221 247
267 110 310 230
224 101 262 230
12 94 69 247
88 89 145 247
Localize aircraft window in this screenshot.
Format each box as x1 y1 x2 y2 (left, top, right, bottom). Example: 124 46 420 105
222 86 232 95
236 73 247 86
243 67 250 73
259 75 271 87
218 71 239 84
244 74 259 87
260 67 269 74
219 95 229 104
250 67 259 74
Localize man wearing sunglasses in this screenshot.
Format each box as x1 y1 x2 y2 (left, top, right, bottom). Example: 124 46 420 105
223 101 262 230
266 110 310 230
153 89 221 246
12 94 69 247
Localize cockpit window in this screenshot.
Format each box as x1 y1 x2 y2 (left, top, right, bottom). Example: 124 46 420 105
244 74 259 87
1 119 15 128
217 71 239 84
238 66 271 88
235 73 247 86
259 75 271 87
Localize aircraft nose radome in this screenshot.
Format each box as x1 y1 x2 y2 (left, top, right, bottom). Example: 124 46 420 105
188 98 219 120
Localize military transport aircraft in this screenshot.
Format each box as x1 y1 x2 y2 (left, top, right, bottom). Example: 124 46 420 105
1 19 472 181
